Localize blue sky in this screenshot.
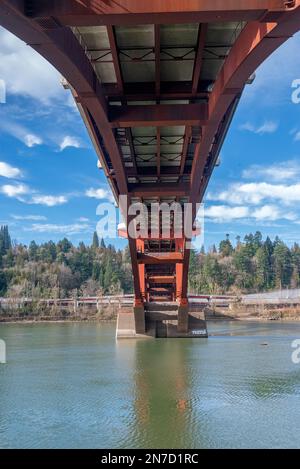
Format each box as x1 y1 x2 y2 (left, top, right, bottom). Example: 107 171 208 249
0 26 300 249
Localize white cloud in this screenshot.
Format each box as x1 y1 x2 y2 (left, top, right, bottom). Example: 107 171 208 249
242 161 300 182
294 131 300 141
205 204 297 223
0 27 64 103
30 195 68 207
0 120 43 148
207 182 300 206
205 205 249 222
85 187 114 202
77 217 90 222
0 183 30 199
240 120 278 135
24 134 43 148
25 223 91 235
0 161 22 178
252 205 297 222
11 214 47 221
0 181 68 206
59 136 81 151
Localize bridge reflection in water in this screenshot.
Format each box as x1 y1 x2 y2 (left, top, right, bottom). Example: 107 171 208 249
116 337 200 447
1 1 300 337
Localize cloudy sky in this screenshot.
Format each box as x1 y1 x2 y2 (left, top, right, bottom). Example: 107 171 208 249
0 26 300 249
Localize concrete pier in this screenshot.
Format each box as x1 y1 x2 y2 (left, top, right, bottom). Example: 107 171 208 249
116 302 208 339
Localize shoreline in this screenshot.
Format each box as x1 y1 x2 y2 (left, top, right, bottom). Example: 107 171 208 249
1 317 300 325
0 318 116 324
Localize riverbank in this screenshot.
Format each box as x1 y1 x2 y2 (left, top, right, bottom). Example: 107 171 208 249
1 307 300 323
205 303 300 321
0 303 120 323
1 297 300 323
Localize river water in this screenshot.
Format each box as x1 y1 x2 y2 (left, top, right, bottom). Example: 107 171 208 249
0 321 300 449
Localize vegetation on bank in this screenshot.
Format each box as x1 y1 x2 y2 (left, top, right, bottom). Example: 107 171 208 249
0 227 132 299
189 232 300 294
0 226 300 298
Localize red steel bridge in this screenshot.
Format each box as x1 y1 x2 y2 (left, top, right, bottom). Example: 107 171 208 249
1 1 300 336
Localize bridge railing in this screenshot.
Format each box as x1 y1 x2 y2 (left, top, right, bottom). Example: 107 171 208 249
1 294 299 311
0 294 239 309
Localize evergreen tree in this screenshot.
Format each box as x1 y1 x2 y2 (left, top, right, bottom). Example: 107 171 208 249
57 238 72 253
235 235 241 250
255 245 270 290
253 231 263 252
219 234 233 257
29 241 39 261
92 231 99 249
188 249 200 292
233 245 253 290
203 255 221 293
273 242 292 289
0 226 11 255
0 271 7 296
264 236 274 258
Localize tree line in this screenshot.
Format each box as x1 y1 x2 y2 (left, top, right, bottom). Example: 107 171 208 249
189 232 300 294
0 226 299 298
0 227 132 298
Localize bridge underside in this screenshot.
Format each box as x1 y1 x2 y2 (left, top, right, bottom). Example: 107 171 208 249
1 1 300 336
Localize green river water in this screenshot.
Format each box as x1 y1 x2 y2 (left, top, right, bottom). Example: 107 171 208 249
0 321 300 449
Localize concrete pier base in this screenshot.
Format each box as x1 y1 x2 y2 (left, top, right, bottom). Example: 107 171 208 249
116 302 208 339
177 304 189 333
134 305 146 334
116 311 155 339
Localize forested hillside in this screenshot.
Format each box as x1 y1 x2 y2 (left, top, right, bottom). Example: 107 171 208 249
0 226 300 298
0 227 132 298
189 232 300 294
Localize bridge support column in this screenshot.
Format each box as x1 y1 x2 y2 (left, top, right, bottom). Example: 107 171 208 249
134 300 146 334
137 239 146 301
177 299 189 333
175 238 184 302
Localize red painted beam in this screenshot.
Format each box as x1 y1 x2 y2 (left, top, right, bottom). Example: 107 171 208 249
28 0 293 25
138 252 183 265
148 287 173 293
107 25 124 95
192 24 207 96
128 183 190 198
156 128 161 180
154 24 160 99
147 276 176 284
125 166 185 177
109 103 208 128
179 127 192 178
103 82 209 100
